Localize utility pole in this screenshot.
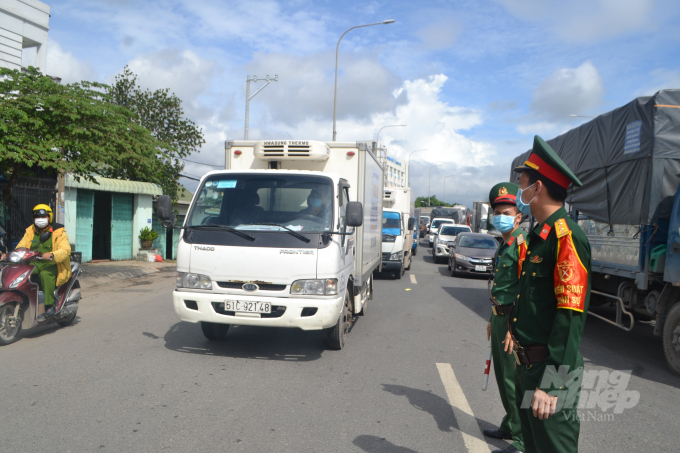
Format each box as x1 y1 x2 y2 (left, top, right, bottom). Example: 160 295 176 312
245 74 278 140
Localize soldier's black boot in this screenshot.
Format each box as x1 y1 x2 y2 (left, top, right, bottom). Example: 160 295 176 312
483 429 513 440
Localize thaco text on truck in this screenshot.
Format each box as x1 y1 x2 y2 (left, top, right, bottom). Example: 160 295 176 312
157 140 383 350
380 188 415 279
511 89 680 375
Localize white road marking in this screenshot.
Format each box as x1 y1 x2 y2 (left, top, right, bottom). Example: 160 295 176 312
436 363 491 453
410 274 417 284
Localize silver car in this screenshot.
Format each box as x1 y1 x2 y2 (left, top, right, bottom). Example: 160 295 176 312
432 225 472 263
427 218 455 248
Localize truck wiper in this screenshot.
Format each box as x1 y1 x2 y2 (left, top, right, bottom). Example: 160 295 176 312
188 224 256 241
242 223 311 243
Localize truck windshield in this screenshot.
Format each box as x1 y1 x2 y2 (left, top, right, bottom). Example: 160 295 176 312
382 211 401 235
186 174 333 232
432 219 453 229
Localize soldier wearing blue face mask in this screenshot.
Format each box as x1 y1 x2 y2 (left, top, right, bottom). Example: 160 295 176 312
484 182 526 453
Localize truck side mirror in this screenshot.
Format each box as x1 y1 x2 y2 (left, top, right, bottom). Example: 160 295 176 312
408 217 416 231
157 195 176 227
346 202 363 227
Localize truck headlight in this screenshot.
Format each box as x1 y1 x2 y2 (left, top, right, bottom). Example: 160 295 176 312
291 278 338 295
176 272 212 289
390 251 403 261
437 238 447 245
455 254 469 261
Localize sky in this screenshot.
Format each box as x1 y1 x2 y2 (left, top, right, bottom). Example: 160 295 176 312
32 0 680 207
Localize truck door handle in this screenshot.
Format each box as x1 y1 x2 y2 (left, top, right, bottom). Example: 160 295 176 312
671 243 680 254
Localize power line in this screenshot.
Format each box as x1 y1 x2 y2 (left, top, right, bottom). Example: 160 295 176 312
179 174 201 181
179 158 223 168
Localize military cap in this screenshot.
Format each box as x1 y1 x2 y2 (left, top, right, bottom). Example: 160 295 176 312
514 135 582 188
489 182 518 207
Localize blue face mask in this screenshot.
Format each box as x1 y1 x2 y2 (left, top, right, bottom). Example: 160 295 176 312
309 198 323 208
516 183 537 216
491 214 518 233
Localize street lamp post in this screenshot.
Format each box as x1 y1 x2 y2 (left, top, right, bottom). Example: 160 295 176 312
464 189 475 209
375 124 407 161
244 74 278 140
428 164 443 207
444 175 456 205
332 20 395 141
407 149 427 186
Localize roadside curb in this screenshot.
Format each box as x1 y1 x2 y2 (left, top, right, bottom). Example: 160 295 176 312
79 263 175 289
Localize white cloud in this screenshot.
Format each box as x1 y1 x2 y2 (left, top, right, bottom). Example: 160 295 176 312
46 41 98 83
496 0 662 42
529 61 604 120
120 49 217 105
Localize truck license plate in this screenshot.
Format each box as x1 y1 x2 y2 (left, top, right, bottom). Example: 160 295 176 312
475 265 487 272
225 300 271 313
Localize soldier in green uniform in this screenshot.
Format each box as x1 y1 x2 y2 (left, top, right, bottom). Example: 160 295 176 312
504 136 591 453
483 182 526 453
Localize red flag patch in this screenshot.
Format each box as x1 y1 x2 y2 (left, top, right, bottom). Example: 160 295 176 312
539 224 551 240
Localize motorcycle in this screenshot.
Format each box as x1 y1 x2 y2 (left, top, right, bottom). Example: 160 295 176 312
0 234 82 345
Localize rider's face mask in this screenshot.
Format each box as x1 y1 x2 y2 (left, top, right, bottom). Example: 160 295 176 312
34 217 49 229
309 198 323 208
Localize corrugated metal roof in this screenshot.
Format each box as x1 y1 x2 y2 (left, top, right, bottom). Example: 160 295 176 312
64 174 163 196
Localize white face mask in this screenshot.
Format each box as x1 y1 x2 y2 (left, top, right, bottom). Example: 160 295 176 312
34 218 49 229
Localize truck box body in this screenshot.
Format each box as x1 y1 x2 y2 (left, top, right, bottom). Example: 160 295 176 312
171 140 383 338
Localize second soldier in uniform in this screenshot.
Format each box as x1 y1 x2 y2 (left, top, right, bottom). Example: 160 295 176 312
483 183 526 453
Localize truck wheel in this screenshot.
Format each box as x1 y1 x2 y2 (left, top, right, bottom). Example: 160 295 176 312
413 247 417 256
0 303 21 346
406 254 412 271
201 322 230 341
328 291 352 349
396 264 404 279
663 302 680 376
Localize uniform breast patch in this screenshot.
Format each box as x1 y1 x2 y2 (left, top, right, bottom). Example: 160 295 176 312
529 256 543 263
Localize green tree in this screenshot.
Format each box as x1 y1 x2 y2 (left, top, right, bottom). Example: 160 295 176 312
107 67 205 202
0 67 164 206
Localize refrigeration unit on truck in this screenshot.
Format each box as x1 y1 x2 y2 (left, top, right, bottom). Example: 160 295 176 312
156 140 383 350
381 188 415 278
510 89 680 375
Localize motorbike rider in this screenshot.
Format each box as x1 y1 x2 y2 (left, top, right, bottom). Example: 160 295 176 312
0 205 72 318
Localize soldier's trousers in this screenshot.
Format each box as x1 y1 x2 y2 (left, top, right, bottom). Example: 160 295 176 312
490 313 524 451
514 358 583 453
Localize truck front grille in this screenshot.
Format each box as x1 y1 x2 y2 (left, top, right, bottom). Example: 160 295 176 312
216 282 287 291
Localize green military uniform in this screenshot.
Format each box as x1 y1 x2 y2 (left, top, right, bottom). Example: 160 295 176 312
512 136 592 453
488 183 526 452
30 230 59 307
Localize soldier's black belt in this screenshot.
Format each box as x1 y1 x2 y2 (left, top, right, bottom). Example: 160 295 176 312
514 344 549 366
491 304 513 316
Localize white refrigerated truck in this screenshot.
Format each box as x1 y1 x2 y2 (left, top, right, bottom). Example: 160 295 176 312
381 187 415 278
156 140 383 349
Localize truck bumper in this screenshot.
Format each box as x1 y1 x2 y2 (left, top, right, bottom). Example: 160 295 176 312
172 290 344 331
381 260 403 272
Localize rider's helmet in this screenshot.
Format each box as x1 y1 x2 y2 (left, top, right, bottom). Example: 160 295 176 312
32 204 53 224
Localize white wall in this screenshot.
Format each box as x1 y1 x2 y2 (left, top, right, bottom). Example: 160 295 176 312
0 0 50 71
132 194 153 256
63 186 77 248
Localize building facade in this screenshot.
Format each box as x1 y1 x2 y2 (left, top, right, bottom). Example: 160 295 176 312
384 155 408 188
0 0 49 71
63 174 163 263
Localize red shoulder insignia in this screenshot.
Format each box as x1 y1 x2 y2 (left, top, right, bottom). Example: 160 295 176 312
507 236 515 246
554 232 588 312
539 224 551 240
517 241 527 278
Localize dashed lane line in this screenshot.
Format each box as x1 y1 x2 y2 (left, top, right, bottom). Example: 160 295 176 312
436 363 491 453
410 274 417 284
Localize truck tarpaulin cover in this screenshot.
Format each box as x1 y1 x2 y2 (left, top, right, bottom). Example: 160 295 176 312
510 90 680 225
